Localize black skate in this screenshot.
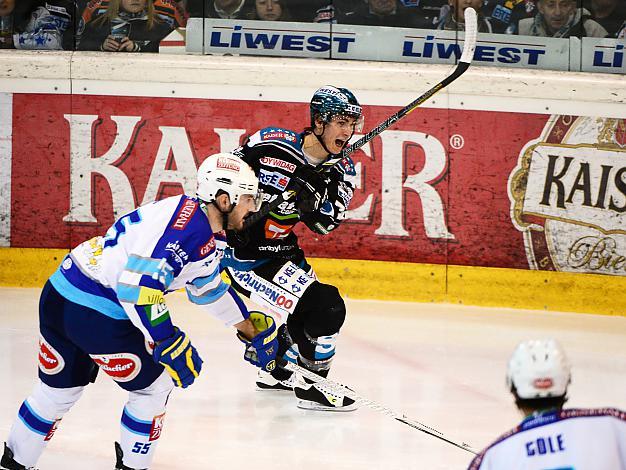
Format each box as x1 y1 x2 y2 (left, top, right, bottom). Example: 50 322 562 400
0 443 37 470
256 368 296 391
114 442 147 470
293 362 357 412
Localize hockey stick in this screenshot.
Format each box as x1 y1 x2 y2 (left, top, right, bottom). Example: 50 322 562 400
282 359 478 455
242 7 478 230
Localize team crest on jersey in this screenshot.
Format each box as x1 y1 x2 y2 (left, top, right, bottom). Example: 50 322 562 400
149 413 166 441
171 199 197 230
90 353 142 383
38 337 65 375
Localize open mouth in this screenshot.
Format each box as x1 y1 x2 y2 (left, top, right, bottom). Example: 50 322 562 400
335 139 345 148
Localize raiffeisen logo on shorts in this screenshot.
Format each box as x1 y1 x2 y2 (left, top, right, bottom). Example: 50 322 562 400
508 116 626 276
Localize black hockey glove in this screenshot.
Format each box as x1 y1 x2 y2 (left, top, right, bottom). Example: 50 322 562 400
291 164 329 213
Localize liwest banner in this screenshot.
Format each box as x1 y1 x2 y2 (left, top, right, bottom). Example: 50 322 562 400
4 93 626 277
184 18 626 74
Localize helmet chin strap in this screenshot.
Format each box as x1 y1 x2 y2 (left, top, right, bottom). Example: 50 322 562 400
313 122 333 158
207 199 235 231
313 120 353 159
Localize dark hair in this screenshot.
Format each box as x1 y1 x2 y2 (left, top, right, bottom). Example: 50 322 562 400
511 385 567 411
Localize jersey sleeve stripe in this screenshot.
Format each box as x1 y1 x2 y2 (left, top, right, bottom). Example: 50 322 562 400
186 280 229 305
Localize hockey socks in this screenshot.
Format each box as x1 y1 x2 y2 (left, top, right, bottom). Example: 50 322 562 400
6 381 83 468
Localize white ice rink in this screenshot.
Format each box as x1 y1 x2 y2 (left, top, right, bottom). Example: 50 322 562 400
1 287 625 470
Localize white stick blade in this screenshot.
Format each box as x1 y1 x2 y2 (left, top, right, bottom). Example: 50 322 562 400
460 7 478 64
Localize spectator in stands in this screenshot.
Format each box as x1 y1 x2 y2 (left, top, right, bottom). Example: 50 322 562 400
312 2 336 23
80 0 186 29
518 0 608 36
584 0 626 37
336 0 432 28
0 0 15 48
250 0 291 21
1 0 77 49
437 0 493 32
487 0 536 34
185 0 255 17
285 0 331 22
78 0 174 52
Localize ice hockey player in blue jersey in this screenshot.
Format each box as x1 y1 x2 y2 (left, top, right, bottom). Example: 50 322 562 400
223 86 364 411
468 339 626 470
1 153 278 470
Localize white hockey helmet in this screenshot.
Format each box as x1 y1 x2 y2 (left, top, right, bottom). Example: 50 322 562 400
196 153 261 210
506 339 571 399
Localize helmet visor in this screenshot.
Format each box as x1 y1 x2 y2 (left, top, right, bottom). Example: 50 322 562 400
330 113 364 133
251 189 264 212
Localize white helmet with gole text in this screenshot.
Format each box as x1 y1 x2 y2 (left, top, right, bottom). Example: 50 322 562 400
197 153 262 210
507 339 571 399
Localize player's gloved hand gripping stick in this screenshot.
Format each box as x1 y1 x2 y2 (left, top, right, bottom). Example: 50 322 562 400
242 7 478 231
237 311 279 373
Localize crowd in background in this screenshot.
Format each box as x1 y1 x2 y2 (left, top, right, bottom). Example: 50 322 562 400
0 0 624 52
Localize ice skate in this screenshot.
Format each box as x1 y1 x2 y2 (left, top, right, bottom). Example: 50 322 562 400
0 443 37 470
256 368 296 391
293 360 357 412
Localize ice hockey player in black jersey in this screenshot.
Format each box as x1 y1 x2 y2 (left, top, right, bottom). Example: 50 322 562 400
223 85 363 411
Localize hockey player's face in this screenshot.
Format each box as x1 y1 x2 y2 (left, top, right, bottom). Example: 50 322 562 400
320 115 358 154
228 194 258 230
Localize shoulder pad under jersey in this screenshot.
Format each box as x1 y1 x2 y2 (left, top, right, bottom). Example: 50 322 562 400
249 127 302 151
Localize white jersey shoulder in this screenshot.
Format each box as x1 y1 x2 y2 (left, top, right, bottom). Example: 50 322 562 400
469 408 626 470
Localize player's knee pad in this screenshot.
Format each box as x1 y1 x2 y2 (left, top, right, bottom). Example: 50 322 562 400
296 282 346 338
27 380 84 421
125 369 173 419
289 283 346 366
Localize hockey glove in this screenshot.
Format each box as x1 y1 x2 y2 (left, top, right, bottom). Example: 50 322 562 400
153 328 203 388
237 312 278 373
291 164 329 213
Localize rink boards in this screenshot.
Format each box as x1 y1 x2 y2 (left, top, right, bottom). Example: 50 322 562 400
0 52 624 315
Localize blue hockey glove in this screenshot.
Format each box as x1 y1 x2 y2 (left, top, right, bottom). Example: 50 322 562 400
237 312 278 373
153 328 203 388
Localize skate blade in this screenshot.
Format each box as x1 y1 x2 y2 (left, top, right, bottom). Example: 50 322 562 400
296 399 358 412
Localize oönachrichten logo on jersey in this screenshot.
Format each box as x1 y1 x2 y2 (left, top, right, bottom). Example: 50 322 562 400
508 116 626 276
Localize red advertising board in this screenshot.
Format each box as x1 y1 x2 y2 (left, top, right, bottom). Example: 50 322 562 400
9 94 625 276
